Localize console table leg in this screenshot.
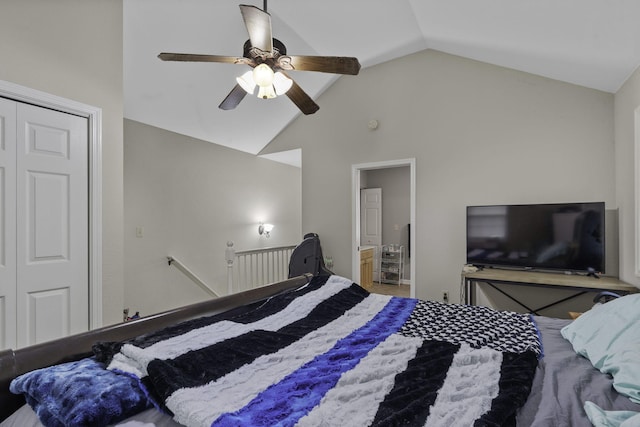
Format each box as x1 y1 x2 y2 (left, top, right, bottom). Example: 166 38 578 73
465 278 476 305
531 291 588 313
486 282 538 314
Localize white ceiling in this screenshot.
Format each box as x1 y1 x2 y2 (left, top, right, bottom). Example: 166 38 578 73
124 0 640 161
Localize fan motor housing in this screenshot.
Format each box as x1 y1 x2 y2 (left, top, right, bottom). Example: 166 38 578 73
243 38 287 60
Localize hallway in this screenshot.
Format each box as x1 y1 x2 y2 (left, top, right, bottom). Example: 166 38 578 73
369 282 410 298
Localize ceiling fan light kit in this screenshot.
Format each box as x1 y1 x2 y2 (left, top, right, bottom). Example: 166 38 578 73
158 3 361 114
235 67 292 98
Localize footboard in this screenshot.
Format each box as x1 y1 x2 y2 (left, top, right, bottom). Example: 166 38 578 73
0 274 312 422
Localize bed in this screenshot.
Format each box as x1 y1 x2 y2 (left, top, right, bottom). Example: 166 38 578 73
1 273 639 427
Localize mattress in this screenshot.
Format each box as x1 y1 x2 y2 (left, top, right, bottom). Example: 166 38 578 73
3 279 639 427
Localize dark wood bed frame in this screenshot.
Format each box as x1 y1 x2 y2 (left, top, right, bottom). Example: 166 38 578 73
0 274 312 422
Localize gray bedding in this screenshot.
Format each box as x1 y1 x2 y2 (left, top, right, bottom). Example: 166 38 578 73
517 316 640 426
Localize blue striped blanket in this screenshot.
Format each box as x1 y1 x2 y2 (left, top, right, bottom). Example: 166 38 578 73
95 275 540 427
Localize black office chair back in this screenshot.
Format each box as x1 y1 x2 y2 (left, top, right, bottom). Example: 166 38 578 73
288 233 333 278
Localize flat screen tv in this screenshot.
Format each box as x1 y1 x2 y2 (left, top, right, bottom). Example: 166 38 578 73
466 202 605 273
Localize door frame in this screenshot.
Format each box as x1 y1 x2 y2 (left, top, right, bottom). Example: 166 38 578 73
0 80 103 329
351 158 416 298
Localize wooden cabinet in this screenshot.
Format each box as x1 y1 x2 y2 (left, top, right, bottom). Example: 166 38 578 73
360 247 374 289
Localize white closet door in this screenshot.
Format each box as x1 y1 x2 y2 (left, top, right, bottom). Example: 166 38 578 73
16 103 89 347
0 98 17 350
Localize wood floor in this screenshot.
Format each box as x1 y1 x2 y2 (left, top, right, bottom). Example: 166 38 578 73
369 282 410 298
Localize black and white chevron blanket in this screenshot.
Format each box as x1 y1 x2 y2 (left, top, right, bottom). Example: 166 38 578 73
94 275 541 427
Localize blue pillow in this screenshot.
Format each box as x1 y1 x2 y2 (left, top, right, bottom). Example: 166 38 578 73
10 357 152 427
561 293 640 403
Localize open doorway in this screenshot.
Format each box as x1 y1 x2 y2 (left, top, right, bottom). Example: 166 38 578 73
352 159 416 298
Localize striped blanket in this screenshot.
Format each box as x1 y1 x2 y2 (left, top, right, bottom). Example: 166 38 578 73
95 275 540 427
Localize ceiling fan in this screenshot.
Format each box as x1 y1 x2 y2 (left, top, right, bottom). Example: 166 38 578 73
158 2 361 115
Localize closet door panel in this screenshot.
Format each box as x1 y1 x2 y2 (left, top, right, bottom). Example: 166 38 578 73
16 103 88 347
0 98 16 350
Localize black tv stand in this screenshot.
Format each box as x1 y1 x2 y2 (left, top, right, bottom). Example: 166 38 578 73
462 268 636 315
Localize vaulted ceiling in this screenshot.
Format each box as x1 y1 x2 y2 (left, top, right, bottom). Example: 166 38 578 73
124 0 640 159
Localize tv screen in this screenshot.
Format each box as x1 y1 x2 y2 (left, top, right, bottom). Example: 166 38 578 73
466 202 605 273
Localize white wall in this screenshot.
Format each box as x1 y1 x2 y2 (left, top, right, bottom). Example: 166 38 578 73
614 66 640 287
262 49 616 311
124 120 302 316
0 0 125 325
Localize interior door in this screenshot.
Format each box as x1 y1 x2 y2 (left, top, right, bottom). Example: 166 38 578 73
15 103 89 347
360 188 382 280
0 98 17 350
360 188 382 246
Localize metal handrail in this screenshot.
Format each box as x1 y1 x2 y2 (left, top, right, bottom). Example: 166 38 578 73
167 256 219 298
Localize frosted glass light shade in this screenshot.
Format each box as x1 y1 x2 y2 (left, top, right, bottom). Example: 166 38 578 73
257 85 276 99
252 64 274 87
236 70 256 94
273 72 293 95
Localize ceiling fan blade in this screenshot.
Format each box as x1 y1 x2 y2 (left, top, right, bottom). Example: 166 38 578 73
283 55 361 75
239 5 273 53
219 84 248 110
284 78 319 115
158 53 251 65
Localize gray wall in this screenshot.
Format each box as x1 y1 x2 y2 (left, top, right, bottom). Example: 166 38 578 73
614 66 640 287
263 49 616 310
124 120 302 316
4 0 635 320
0 0 125 325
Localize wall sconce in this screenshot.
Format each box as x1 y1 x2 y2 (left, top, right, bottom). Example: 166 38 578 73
258 222 274 238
